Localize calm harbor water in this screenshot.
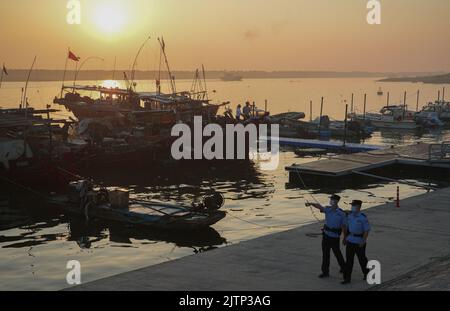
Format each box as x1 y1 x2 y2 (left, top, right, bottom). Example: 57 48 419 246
1 78 450 290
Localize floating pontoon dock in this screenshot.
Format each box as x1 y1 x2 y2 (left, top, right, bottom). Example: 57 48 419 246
286 142 450 178
270 137 383 153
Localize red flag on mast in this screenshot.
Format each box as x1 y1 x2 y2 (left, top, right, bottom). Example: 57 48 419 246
68 50 80 62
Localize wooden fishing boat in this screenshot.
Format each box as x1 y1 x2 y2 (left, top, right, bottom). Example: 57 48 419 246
0 107 74 186
47 180 226 230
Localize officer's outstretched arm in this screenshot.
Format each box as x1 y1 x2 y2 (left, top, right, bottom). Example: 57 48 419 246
306 203 324 212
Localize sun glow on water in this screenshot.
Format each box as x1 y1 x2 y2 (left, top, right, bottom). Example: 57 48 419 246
101 80 121 89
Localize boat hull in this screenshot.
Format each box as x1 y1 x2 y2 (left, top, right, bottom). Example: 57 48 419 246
370 120 420 130
48 197 226 231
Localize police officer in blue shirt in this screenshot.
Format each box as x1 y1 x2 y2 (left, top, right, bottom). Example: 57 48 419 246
342 200 371 285
307 195 346 278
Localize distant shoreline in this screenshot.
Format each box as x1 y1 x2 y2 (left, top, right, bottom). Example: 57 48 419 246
0 70 445 83
379 73 450 84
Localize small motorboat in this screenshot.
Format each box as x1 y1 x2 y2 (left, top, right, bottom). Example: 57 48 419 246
416 101 450 123
47 180 226 230
350 105 420 130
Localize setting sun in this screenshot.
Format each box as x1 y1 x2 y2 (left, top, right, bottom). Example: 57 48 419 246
92 2 128 34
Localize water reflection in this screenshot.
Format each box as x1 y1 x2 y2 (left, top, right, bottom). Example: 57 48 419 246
371 128 449 145
1 159 270 252
68 218 226 252
75 159 274 205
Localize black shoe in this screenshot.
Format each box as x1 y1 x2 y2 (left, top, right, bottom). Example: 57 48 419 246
341 280 351 285
319 273 330 279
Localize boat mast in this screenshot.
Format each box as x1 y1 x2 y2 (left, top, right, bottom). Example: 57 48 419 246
130 36 151 91
158 37 176 94
202 64 209 100
23 56 37 118
60 48 69 97
191 69 199 94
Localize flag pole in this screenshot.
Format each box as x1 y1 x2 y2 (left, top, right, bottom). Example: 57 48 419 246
61 48 69 97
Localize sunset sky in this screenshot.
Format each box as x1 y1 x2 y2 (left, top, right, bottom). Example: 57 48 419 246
0 0 449 72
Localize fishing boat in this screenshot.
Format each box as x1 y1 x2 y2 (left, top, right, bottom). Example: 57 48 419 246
0 107 74 185
301 116 373 139
55 86 225 124
47 180 227 230
220 72 243 82
350 105 420 130
54 38 226 124
416 100 450 123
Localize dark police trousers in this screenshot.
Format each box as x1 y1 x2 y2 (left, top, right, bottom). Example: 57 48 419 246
322 234 346 275
343 242 370 281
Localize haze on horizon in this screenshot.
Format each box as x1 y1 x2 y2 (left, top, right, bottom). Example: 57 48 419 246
0 0 449 73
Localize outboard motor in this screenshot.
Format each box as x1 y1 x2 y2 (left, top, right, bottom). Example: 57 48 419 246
202 193 225 211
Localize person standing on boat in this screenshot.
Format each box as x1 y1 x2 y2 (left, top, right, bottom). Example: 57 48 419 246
236 104 242 121
242 102 251 120
307 195 347 278
342 200 371 285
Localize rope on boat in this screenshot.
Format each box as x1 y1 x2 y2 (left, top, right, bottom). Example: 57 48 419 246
225 211 317 230
57 167 86 180
0 175 48 200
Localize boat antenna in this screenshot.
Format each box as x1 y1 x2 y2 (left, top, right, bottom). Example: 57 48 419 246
130 36 151 91
191 69 199 93
158 37 176 94
202 64 209 100
73 56 104 89
23 56 37 117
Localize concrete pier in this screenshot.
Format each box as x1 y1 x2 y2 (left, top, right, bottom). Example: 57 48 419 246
68 187 450 291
